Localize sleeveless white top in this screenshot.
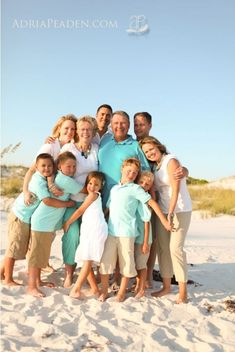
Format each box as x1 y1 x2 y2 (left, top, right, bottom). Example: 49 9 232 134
153 154 192 214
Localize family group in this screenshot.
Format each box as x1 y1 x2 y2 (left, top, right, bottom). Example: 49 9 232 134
1 104 192 303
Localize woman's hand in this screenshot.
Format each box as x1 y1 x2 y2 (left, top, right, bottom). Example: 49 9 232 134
45 136 56 144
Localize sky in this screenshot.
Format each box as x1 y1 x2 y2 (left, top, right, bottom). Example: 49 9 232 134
1 0 235 181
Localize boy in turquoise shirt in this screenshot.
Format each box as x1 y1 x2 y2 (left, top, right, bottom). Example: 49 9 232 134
99 158 172 302
1 153 73 287
27 151 83 297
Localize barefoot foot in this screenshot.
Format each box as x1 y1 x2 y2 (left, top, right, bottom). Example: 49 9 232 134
116 294 126 302
63 276 73 288
69 290 85 299
98 292 109 302
27 287 45 297
5 280 23 287
151 288 171 298
176 295 188 304
42 264 56 273
135 289 145 299
39 281 55 288
145 280 153 289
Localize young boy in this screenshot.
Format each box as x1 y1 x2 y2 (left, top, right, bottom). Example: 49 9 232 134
27 151 84 297
134 171 155 298
1 153 73 287
99 158 172 302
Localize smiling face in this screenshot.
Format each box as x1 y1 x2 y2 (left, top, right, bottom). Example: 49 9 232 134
59 120 76 145
59 158 76 177
77 121 93 144
96 107 112 131
134 114 152 141
36 158 54 177
111 114 130 142
138 175 153 192
121 164 139 184
87 177 102 193
141 142 162 163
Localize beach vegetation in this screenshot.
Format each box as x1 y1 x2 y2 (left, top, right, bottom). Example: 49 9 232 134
188 185 235 216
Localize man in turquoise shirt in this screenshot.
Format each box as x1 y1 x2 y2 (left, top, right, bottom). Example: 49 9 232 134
98 111 150 206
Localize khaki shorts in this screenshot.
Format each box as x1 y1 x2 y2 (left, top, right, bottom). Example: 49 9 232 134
27 231 53 268
5 212 30 260
99 235 137 278
134 243 150 270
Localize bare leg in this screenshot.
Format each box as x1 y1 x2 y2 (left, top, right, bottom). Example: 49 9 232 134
70 261 93 299
135 269 146 298
37 269 55 288
176 282 188 304
87 267 100 295
0 262 5 280
116 276 129 302
4 257 22 286
98 274 109 302
42 262 56 273
64 263 76 288
146 239 158 288
151 277 171 298
27 267 45 297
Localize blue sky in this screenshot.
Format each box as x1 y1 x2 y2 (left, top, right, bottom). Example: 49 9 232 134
1 0 235 181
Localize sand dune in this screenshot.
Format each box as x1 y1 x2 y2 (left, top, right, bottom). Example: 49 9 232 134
1 211 235 352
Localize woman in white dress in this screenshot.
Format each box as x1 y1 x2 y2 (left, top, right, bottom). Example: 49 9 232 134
140 136 192 304
63 171 108 299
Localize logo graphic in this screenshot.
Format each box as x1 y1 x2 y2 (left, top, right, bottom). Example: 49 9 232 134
126 15 149 35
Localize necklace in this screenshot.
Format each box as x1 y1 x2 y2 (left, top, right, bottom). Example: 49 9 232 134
156 153 166 171
77 144 91 159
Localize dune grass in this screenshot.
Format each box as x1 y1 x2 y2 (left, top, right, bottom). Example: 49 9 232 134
188 186 235 216
1 178 23 197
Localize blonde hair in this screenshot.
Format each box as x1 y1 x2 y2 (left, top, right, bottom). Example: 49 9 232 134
52 114 78 142
138 170 154 184
77 116 98 137
122 157 141 170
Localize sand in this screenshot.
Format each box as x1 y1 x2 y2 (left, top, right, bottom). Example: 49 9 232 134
1 211 235 352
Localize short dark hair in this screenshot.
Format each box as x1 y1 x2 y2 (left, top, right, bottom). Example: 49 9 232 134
36 153 54 165
134 112 152 124
96 104 113 114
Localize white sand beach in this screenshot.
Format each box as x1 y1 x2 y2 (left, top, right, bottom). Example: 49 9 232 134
1 210 235 352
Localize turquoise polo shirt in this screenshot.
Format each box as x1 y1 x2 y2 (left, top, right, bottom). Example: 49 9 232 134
12 172 50 224
31 171 82 232
107 182 151 238
98 134 150 206
135 203 152 245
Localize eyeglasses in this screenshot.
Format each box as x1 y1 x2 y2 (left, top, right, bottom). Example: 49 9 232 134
78 128 93 132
